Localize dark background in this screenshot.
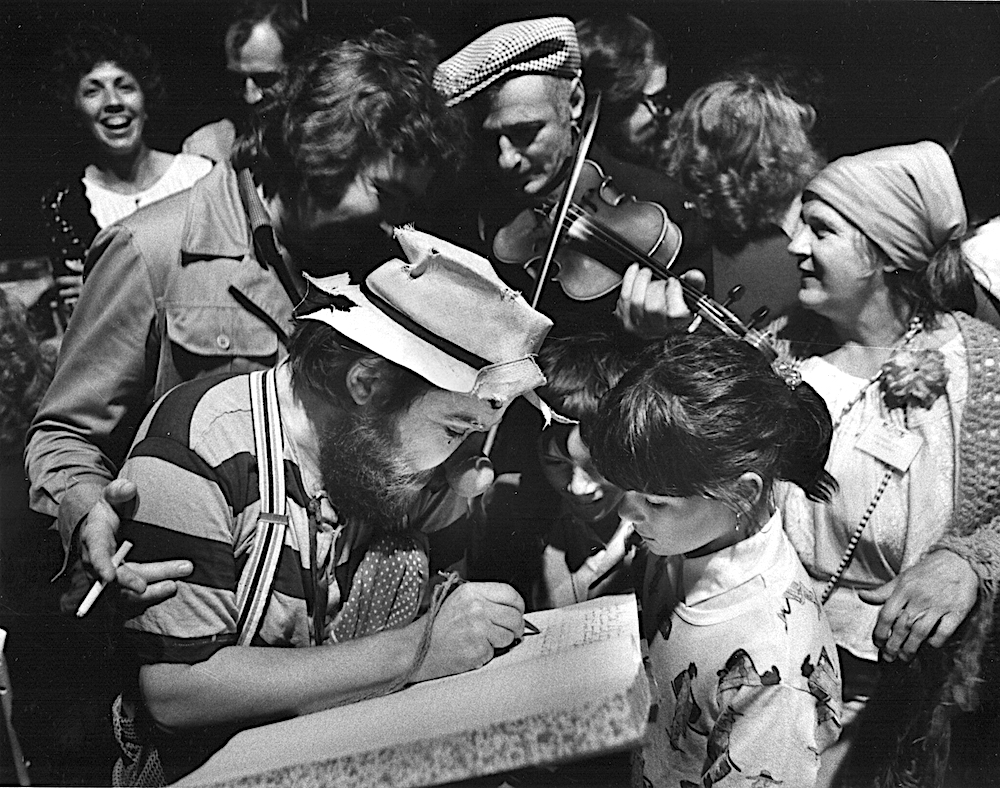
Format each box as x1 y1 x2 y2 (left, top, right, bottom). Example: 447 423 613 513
1 0 999 258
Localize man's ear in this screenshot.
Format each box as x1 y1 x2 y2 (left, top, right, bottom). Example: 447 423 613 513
569 75 586 122
345 356 386 407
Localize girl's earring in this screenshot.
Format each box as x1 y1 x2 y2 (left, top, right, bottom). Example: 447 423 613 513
734 512 741 533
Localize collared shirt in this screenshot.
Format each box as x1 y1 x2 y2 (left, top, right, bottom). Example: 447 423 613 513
26 163 294 550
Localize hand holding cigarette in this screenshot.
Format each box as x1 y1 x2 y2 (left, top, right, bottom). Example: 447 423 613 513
76 541 133 618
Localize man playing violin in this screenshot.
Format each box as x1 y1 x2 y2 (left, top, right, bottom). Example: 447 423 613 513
432 16 710 339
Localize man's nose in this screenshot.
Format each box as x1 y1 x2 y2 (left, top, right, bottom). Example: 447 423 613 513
244 77 264 106
497 136 522 172
568 466 601 498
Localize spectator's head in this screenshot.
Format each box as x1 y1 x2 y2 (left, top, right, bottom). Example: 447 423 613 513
286 228 552 525
435 17 584 202
586 333 835 556
791 140 974 326
51 23 165 159
225 0 306 106
576 14 672 167
666 68 822 248
948 75 1000 227
234 29 467 260
537 332 636 523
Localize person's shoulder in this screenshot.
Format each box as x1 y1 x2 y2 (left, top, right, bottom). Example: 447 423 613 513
168 152 214 182
182 118 237 164
143 373 252 452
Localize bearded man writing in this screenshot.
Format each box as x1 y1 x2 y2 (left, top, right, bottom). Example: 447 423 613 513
108 229 554 786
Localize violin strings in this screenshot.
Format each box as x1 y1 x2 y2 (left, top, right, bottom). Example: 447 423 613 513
560 205 738 335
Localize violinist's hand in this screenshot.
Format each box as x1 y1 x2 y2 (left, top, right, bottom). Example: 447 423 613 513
615 264 707 339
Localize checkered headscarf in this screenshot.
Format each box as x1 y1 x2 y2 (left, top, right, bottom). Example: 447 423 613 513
434 17 581 107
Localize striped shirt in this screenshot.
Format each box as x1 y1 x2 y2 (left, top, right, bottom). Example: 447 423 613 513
119 371 419 666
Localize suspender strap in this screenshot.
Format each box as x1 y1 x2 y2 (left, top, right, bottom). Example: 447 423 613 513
236 369 289 645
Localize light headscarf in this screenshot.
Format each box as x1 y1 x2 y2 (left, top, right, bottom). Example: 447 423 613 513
806 140 967 271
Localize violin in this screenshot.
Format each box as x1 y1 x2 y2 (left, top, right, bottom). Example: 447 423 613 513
493 158 682 301
491 112 777 360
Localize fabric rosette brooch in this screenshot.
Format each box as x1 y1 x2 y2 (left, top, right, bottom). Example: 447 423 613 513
880 348 949 410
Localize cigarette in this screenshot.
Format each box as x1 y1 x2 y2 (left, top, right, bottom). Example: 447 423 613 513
76 541 133 618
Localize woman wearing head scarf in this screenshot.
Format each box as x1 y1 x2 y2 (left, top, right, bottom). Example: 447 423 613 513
775 141 1000 786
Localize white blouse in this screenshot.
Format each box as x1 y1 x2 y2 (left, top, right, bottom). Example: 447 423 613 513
780 324 966 662
83 153 212 229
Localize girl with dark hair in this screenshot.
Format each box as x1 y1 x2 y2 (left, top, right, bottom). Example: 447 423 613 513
42 22 211 329
586 332 842 787
778 140 1000 786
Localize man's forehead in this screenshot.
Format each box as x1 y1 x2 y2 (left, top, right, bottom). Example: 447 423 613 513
228 22 285 74
481 74 564 130
417 388 510 423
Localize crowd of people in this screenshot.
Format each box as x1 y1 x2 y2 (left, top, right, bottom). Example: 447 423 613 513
3 2 1000 787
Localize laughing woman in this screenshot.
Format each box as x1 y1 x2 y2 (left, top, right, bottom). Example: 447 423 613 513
775 141 1000 787
41 23 211 328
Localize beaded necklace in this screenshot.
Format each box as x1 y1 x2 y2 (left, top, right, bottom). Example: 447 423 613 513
820 316 923 604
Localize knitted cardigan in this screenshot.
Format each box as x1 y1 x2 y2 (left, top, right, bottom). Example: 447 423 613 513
772 309 1000 786
879 310 1000 786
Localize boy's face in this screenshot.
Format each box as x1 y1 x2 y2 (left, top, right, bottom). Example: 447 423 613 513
540 425 624 523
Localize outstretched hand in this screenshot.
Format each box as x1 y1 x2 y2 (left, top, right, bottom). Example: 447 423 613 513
614 263 707 339
859 550 979 663
78 479 193 613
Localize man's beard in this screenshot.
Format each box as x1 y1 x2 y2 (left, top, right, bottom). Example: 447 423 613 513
318 409 432 531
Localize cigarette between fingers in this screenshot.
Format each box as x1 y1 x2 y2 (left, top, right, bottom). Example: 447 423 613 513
76 541 133 618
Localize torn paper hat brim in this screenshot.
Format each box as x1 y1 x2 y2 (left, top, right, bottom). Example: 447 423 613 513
299 273 546 405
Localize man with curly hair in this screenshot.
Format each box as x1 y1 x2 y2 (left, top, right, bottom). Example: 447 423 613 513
26 28 468 612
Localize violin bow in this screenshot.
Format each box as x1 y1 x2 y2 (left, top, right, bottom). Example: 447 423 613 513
478 97 603 460
529 93 602 310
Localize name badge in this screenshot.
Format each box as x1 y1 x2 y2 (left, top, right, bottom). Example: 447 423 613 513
856 419 923 474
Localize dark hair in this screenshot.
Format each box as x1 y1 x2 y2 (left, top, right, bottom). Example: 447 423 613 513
225 0 307 65
576 14 669 136
0 290 55 460
854 231 977 326
537 331 640 422
234 28 466 205
585 334 836 519
286 320 433 415
948 75 1000 227
50 23 166 123
665 68 822 244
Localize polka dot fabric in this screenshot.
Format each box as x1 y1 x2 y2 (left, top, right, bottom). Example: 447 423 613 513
331 533 429 642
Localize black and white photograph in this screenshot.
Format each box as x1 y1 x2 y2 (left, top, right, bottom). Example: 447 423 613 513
2 1 1000 786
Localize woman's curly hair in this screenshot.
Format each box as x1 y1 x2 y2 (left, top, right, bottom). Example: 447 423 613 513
0 290 55 460
49 22 166 123
665 68 822 244
234 27 467 205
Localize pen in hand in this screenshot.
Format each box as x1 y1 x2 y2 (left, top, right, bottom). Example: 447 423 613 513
436 570 542 637
76 540 133 618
